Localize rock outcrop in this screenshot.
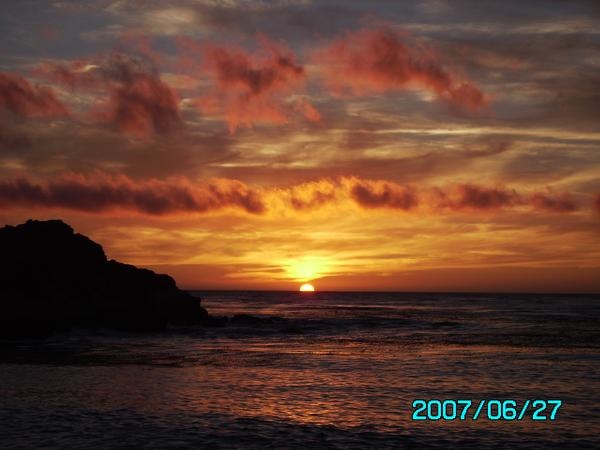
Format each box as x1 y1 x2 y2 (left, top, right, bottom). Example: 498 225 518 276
0 219 210 336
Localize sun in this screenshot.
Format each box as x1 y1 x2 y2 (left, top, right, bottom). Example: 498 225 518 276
299 283 315 292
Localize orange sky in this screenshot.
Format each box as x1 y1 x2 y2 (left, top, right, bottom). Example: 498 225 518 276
0 1 599 292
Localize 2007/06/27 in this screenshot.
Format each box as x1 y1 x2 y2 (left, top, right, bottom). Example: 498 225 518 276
411 399 562 421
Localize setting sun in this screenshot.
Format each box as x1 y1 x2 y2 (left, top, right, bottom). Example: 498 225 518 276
299 283 315 292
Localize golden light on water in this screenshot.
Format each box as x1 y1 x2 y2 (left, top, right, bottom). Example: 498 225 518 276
299 283 315 292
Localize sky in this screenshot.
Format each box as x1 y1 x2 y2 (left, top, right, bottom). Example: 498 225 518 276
0 0 599 292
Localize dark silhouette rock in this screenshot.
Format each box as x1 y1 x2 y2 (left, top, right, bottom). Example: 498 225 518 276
0 219 210 337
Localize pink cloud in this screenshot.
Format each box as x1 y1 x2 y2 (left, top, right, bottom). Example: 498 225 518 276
197 37 318 132
313 27 488 111
0 72 68 119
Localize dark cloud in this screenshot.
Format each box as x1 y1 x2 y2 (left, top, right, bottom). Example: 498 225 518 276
350 178 418 210
0 173 586 217
530 190 578 213
433 184 584 213
0 72 68 119
38 53 182 136
0 125 31 151
0 173 265 215
281 177 584 215
108 72 182 136
436 184 521 210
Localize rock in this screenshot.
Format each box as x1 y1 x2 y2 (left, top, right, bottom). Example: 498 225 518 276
0 219 210 337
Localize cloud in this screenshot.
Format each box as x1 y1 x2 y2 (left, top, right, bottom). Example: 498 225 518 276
195 36 318 132
435 184 521 210
107 72 182 136
93 0 360 43
346 180 576 213
349 178 418 210
280 179 341 210
432 184 583 213
530 190 578 213
271 177 419 212
313 27 488 111
293 97 322 123
38 53 182 136
0 125 31 151
0 173 584 217
0 73 68 119
0 173 264 215
278 178 581 215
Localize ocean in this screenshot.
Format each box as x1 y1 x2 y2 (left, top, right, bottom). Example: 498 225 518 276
1 291 599 449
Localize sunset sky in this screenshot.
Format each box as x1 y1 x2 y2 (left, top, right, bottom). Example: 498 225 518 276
1 0 599 292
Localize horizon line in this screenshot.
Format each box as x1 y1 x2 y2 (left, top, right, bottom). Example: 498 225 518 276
185 288 600 296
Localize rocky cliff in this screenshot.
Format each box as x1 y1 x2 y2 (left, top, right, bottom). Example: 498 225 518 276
0 219 210 336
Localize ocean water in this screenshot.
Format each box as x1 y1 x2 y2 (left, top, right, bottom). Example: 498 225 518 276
1 291 599 449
